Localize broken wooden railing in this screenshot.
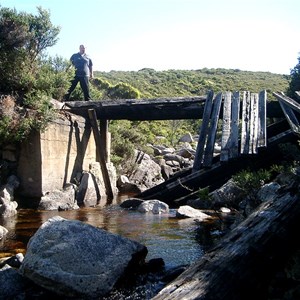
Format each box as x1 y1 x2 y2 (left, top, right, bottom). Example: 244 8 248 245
273 92 300 134
193 90 267 171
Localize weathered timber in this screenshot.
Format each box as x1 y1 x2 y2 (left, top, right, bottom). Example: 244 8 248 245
64 97 206 120
220 92 232 161
202 92 222 167
273 92 300 134
249 92 259 154
240 91 267 154
273 92 300 114
136 119 296 206
241 91 251 154
192 91 214 171
152 191 300 300
229 91 240 158
63 97 285 120
88 109 114 200
279 101 300 134
258 90 267 147
99 119 109 162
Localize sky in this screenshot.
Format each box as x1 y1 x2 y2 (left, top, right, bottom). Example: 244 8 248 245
0 0 299 74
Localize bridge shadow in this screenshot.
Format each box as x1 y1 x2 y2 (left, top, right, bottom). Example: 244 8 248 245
63 118 92 187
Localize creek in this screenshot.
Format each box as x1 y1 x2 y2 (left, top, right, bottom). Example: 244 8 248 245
0 195 228 299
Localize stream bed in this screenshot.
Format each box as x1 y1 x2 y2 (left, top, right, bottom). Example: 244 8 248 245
0 198 229 299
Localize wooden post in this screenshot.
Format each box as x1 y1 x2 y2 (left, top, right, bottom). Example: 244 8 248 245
220 92 232 161
202 92 222 167
88 109 114 200
258 90 267 147
220 91 241 161
241 91 251 154
99 119 109 162
193 91 214 171
249 93 259 154
230 91 240 158
273 92 300 134
273 91 300 114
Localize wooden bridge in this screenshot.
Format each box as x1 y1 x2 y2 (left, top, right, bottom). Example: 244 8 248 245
64 91 300 205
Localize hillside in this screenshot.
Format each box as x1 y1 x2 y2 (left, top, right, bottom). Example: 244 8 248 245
94 68 290 99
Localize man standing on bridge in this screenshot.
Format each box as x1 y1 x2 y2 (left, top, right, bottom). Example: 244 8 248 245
64 44 93 101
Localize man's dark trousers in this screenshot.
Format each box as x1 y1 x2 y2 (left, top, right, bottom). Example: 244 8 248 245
65 75 91 101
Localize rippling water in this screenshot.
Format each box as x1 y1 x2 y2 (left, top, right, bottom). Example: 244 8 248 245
0 197 231 299
0 201 214 268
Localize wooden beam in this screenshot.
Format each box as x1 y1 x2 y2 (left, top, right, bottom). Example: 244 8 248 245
258 90 267 147
203 92 222 167
273 92 300 134
99 119 109 162
64 97 286 121
241 91 251 154
152 190 300 300
88 109 114 200
64 97 207 120
273 92 300 114
279 102 300 134
192 91 214 171
249 92 259 154
230 91 240 158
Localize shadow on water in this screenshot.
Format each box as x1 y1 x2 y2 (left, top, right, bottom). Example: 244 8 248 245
0 204 207 268
0 195 236 299
0 198 234 263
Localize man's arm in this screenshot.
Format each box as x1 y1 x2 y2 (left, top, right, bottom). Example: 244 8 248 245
89 59 93 78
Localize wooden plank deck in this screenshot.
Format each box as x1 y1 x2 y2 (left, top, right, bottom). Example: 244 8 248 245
63 96 285 120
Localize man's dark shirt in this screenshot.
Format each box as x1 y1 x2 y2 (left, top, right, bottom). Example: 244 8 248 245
70 53 93 77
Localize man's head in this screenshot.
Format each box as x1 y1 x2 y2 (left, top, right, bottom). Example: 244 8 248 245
79 45 85 54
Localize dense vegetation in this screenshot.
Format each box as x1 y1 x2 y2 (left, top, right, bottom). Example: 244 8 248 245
0 5 299 171
95 68 290 100
0 6 72 144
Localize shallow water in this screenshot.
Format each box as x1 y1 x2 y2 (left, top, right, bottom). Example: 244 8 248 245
0 199 232 299
0 202 215 268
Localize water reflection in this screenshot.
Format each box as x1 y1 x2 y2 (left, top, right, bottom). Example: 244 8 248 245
0 204 205 267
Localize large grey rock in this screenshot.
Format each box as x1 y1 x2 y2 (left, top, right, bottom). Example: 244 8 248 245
0 225 8 240
176 205 212 221
76 163 118 206
117 175 142 194
210 179 245 209
0 264 28 299
257 182 281 202
138 200 169 214
178 133 194 143
120 198 144 209
0 175 20 217
76 172 99 206
127 150 164 192
19 216 147 298
38 184 79 211
0 191 18 217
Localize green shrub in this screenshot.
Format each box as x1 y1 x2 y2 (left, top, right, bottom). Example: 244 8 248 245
232 169 272 195
287 55 300 98
198 187 211 201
